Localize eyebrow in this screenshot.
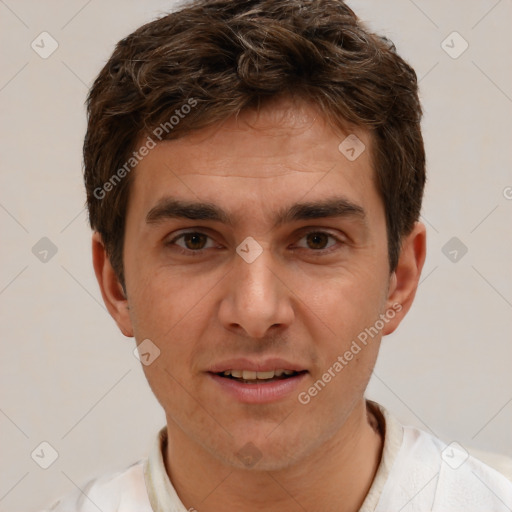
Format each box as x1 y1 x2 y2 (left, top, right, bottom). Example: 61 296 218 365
145 196 366 229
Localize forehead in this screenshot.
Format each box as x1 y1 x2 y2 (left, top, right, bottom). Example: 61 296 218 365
127 97 380 227
151 98 369 172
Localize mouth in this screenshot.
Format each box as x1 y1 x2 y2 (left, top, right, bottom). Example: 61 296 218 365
207 358 309 403
208 368 308 403
212 369 308 384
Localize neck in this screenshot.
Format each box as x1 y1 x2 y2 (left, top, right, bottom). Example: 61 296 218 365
164 399 383 512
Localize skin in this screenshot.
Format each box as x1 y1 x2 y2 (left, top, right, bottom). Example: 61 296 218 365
93 95 426 512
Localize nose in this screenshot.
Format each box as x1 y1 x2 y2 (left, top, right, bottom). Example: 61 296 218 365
218 244 295 339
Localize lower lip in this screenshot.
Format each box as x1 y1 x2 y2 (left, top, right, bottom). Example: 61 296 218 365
207 372 308 404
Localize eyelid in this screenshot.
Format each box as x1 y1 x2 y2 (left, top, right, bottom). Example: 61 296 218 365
166 229 219 246
296 227 345 239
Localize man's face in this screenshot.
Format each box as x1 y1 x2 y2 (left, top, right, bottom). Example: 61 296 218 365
121 97 396 469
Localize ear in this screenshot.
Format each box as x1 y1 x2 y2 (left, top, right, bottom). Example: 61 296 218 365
382 222 426 336
92 232 134 338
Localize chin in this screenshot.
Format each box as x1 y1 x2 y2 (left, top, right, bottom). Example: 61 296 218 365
212 428 315 472
224 445 304 472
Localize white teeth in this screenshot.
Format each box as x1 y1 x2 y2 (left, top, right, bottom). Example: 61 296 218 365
254 371 275 379
221 369 298 380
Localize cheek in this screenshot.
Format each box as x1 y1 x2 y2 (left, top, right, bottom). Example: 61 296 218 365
301 266 387 330
128 269 216 379
129 264 204 333
294 268 389 392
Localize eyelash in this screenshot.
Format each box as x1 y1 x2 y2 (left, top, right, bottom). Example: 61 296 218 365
166 230 345 257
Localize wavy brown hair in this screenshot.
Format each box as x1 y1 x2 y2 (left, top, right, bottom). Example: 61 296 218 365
84 0 425 289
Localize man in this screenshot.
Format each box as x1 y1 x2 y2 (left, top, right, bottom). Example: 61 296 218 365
40 0 512 511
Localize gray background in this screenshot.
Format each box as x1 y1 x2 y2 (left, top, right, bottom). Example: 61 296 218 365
0 1 511 511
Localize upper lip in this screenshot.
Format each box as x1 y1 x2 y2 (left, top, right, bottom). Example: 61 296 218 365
207 358 307 373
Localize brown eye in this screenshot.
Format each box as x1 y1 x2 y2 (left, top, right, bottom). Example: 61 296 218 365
305 232 331 250
182 233 208 250
295 231 340 252
167 231 216 254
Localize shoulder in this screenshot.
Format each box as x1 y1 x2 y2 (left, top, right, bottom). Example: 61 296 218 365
419 428 512 510
38 460 152 512
377 424 512 511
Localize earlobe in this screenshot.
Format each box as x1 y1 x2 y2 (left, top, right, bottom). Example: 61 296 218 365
92 232 134 338
382 222 427 336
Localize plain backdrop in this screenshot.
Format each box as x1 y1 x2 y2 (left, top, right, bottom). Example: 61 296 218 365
0 1 511 511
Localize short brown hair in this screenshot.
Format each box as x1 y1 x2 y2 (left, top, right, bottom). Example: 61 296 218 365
84 0 425 290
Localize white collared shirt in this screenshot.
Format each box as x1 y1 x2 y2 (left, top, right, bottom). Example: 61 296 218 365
40 400 512 511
